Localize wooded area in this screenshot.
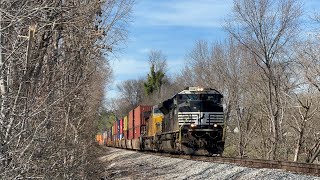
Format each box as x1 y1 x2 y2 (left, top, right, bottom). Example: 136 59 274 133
0 0 133 179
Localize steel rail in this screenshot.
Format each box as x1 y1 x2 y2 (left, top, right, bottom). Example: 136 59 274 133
140 151 320 177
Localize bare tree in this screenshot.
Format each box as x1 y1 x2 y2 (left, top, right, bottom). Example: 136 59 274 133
117 79 145 107
295 33 320 163
148 50 168 73
225 0 302 160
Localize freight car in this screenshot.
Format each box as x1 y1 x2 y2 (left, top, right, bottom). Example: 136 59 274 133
103 87 225 155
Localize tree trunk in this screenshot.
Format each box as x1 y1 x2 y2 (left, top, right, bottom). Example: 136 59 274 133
236 107 244 157
293 129 303 162
0 10 7 120
309 143 320 163
268 68 279 160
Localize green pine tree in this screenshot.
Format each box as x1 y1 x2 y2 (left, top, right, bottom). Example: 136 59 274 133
144 64 165 96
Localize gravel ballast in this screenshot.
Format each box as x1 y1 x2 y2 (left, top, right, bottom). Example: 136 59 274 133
99 147 320 180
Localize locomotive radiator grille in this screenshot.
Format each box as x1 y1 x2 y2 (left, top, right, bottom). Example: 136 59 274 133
207 112 224 124
178 113 199 125
178 112 224 126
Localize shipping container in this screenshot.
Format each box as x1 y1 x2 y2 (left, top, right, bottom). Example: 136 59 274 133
119 118 123 140
123 116 128 131
108 129 112 142
128 110 134 130
96 134 103 145
114 121 118 140
95 134 99 143
128 128 134 140
133 105 152 127
120 119 123 135
133 126 141 139
128 110 134 140
103 131 107 145
123 130 128 139
117 119 120 139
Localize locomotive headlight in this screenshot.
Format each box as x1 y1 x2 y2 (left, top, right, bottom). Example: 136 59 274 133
190 123 197 128
213 124 218 128
197 87 204 91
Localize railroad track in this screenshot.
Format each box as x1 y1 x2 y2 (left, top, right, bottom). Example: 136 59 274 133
140 151 320 177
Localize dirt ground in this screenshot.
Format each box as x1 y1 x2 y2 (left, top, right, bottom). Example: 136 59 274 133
98 147 320 180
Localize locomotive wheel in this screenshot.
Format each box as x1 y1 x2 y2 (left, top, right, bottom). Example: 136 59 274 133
180 144 195 155
153 135 161 152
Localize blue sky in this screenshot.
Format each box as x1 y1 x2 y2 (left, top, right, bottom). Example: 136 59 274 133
107 0 320 98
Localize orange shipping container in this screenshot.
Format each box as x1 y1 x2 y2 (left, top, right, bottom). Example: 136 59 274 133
133 126 141 139
123 130 128 139
128 128 134 140
96 134 103 145
134 105 152 127
128 110 134 130
114 121 118 140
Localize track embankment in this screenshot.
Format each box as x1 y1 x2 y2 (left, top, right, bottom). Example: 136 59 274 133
99 147 320 180
144 152 319 177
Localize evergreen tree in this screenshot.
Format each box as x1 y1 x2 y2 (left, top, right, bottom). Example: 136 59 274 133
144 64 165 96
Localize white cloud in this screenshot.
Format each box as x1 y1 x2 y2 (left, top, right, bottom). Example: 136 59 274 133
135 0 233 27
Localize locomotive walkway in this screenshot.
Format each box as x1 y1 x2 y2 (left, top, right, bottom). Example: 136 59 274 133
99 147 320 180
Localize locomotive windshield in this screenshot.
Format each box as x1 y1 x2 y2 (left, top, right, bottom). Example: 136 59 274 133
178 94 222 104
177 93 222 112
153 107 162 114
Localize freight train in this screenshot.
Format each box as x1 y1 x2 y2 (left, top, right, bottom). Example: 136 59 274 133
97 87 225 155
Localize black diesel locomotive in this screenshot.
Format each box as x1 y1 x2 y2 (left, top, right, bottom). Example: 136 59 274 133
155 87 225 155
